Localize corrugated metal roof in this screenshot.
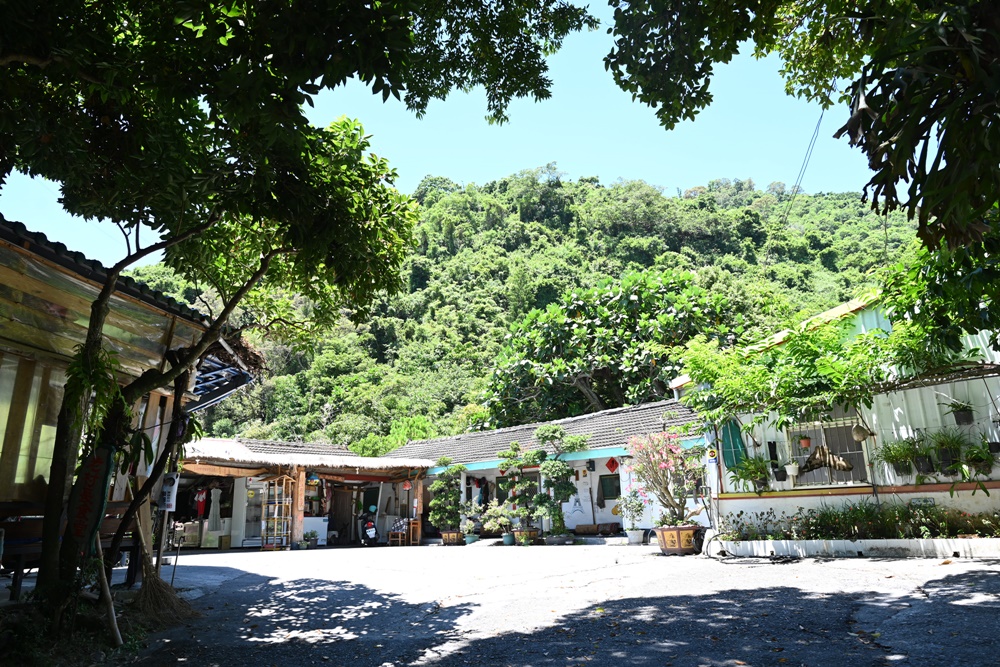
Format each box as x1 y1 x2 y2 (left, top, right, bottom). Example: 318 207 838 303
0 217 210 326
186 437 434 469
386 399 701 465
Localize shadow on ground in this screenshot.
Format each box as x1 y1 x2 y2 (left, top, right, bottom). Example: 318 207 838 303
411 568 1000 667
137 572 474 666
136 565 1000 667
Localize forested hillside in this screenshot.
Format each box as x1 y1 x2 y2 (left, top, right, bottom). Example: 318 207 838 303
132 166 914 453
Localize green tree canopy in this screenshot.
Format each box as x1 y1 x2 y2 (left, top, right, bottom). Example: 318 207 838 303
482 268 739 427
604 1 1000 250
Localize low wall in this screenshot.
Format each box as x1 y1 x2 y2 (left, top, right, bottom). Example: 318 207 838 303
719 538 1000 559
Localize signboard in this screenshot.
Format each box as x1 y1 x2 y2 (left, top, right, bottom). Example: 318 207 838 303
707 448 718 464
161 472 180 512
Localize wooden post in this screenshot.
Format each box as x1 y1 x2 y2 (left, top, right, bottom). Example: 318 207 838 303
291 467 305 543
413 477 424 544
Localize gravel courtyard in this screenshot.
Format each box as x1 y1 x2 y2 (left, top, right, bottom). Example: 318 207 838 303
136 544 1000 666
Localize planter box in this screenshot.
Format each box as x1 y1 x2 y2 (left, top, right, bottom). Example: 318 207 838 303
544 534 574 545
440 530 463 546
720 537 1000 559
653 526 698 555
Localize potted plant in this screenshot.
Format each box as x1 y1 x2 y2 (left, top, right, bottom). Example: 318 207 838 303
617 488 648 544
874 437 920 476
461 518 480 544
532 425 589 543
942 399 975 426
964 436 996 477
796 434 812 449
782 457 800 477
929 429 970 474
770 457 788 482
913 440 936 474
496 441 546 543
480 498 515 545
626 431 706 555
727 456 771 495
428 457 467 545
303 530 319 549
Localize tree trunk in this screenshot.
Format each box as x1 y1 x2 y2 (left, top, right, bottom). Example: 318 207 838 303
104 370 190 579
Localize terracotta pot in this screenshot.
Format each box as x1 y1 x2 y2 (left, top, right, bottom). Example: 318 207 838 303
440 529 463 545
652 525 698 555
512 528 539 544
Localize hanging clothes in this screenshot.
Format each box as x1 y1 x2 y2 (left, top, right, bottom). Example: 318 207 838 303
207 488 222 531
194 489 208 518
595 479 606 509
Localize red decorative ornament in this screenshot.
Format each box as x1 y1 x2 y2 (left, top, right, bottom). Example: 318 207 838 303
606 458 620 473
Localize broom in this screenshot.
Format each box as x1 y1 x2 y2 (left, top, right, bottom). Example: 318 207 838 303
130 497 197 625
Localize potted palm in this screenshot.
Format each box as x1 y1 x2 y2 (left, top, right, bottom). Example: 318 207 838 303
428 457 467 545
626 431 706 555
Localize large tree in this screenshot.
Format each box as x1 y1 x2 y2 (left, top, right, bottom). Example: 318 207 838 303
483 268 738 427
0 0 597 616
605 0 999 251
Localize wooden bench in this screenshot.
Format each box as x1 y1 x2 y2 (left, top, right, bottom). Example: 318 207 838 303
0 501 141 601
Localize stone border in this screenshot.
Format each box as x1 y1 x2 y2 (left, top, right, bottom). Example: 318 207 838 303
720 538 1000 558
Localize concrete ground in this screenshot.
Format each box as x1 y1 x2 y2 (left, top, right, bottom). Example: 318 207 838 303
133 543 1000 666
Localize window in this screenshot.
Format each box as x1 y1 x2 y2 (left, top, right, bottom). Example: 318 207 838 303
790 410 868 486
599 474 621 500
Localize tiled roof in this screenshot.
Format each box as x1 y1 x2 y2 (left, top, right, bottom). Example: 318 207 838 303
0 217 210 325
386 400 701 465
241 439 361 457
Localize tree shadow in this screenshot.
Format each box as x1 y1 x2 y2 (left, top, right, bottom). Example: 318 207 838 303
411 568 1000 667
137 573 474 666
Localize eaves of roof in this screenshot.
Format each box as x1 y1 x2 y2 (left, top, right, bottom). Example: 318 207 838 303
0 217 210 326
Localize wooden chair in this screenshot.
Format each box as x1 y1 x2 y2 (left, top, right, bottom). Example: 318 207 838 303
388 518 408 546
408 518 421 546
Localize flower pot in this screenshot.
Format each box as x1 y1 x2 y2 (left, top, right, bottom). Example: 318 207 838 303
753 478 769 494
784 462 799 477
652 525 698 555
464 534 480 545
440 529 464 545
937 448 958 472
773 468 788 482
799 437 811 449
989 442 1000 455
502 532 516 546
914 455 935 474
626 529 644 545
512 528 538 545
891 461 913 476
953 409 975 426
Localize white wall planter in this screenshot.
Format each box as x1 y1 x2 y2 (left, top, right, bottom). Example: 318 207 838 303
720 537 1000 558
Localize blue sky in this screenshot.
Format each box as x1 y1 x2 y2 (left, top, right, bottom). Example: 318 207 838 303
0 17 871 267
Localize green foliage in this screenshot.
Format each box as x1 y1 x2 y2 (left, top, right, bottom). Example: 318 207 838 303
428 457 467 531
681 313 971 433
496 442 547 529
874 438 921 467
603 1 1000 252
533 426 589 534
200 173 918 442
719 501 1000 541
726 456 772 496
479 498 515 534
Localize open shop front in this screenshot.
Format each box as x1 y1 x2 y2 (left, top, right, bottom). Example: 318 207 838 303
179 438 433 548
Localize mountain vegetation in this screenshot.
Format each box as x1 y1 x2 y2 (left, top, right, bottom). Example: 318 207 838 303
126 167 916 453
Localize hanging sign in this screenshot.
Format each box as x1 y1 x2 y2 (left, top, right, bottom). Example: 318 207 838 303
707 449 718 464
160 472 180 512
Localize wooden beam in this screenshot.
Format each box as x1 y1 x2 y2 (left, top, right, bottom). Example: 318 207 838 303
182 462 269 478
291 466 305 543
